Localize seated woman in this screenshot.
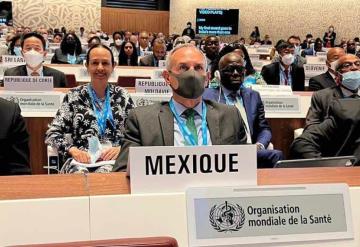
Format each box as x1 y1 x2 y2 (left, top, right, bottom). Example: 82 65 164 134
110 31 123 64
118 41 138 66
51 33 84 64
46 44 135 173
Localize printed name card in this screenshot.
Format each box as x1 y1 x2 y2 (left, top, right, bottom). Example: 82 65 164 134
135 79 171 94
186 184 353 246
2 55 26 65
304 64 328 78
262 95 301 113
256 47 270 54
158 60 166 68
4 76 54 91
143 51 153 57
251 84 293 96
306 55 326 64
249 54 260 62
0 91 64 112
129 145 257 194
152 69 165 79
129 93 171 107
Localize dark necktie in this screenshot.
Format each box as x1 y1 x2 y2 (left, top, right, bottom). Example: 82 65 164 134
31 71 40 76
284 68 289 85
183 108 198 144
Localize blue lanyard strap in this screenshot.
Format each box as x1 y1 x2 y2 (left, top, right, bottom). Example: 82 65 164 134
169 99 208 146
87 84 115 137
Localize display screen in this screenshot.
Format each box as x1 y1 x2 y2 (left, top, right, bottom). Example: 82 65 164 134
0 1 12 26
196 8 239 35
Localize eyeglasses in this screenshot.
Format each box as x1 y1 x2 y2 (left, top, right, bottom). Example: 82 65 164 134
339 61 360 69
221 65 246 74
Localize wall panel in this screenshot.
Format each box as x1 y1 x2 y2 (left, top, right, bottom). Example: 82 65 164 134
101 7 169 34
170 0 360 43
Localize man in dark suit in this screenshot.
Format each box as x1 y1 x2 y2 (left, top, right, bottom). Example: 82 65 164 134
182 22 195 39
203 52 283 168
139 38 166 67
137 31 152 57
261 42 305 91
0 98 30 175
4 32 67 87
291 99 360 165
309 47 345 91
114 44 247 171
305 54 360 127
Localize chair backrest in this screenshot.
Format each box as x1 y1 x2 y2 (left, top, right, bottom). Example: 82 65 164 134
65 74 78 88
117 76 151 87
16 236 179 247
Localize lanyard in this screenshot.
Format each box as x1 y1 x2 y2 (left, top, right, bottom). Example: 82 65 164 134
67 53 76 64
87 84 115 137
169 99 208 146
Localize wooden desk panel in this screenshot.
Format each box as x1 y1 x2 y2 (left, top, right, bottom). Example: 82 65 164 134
25 117 305 174
0 174 86 200
0 168 359 200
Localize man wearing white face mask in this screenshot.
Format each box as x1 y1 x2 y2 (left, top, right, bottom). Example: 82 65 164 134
305 54 360 127
309 47 345 91
261 42 305 91
4 32 67 87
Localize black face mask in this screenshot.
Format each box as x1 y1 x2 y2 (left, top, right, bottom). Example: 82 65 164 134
170 69 206 99
220 64 245 91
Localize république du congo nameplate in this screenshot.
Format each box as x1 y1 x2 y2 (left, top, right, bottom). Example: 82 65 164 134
129 145 257 194
186 184 353 246
135 79 171 94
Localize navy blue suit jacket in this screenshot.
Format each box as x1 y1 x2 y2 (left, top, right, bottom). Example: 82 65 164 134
203 87 272 148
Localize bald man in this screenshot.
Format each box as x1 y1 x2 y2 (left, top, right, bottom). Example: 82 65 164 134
203 52 283 168
305 54 360 127
309 47 345 91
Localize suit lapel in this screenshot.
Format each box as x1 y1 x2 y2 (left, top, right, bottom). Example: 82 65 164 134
20 65 28 76
42 66 49 76
159 103 174 146
205 101 221 144
240 89 253 135
275 62 280 84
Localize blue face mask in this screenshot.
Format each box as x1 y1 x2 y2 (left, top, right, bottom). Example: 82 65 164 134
341 71 360 91
13 46 22 56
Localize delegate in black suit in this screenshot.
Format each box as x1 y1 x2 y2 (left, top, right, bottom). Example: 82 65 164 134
291 99 360 165
305 86 343 127
309 71 337 91
0 98 30 175
114 100 247 171
4 65 67 87
261 61 305 91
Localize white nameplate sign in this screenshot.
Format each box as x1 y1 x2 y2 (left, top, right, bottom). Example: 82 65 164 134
130 93 171 107
129 145 257 194
152 69 165 79
251 84 293 96
2 55 26 65
158 59 166 68
143 51 153 57
304 64 328 78
4 76 54 91
306 55 325 64
256 47 270 54
135 79 171 94
0 91 64 112
187 184 353 246
249 54 260 62
262 95 300 113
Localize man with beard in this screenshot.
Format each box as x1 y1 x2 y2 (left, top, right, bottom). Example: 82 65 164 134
113 44 247 171
203 52 283 168
204 35 220 73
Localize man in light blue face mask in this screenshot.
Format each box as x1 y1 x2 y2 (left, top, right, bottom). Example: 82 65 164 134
305 54 360 128
287 35 306 67
335 54 360 96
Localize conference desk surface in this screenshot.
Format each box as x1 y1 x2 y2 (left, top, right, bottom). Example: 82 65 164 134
1 167 359 200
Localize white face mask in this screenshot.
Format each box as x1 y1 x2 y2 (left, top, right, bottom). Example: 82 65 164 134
23 49 44 68
115 39 122 46
281 54 294 66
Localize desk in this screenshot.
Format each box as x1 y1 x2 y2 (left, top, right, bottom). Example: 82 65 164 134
0 168 360 246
